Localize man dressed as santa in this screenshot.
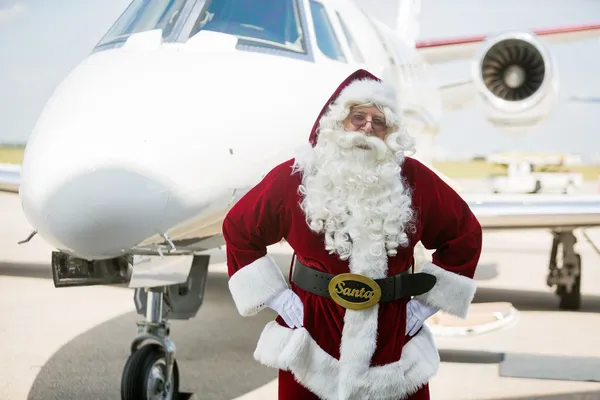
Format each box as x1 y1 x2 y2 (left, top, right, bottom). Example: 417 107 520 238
222 69 482 400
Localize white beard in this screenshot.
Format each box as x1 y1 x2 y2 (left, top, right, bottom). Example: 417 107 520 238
293 127 415 268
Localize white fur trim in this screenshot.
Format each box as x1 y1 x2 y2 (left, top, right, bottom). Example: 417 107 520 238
228 255 288 317
253 240 437 398
334 78 399 114
337 240 389 398
254 322 340 400
415 261 477 318
254 321 439 400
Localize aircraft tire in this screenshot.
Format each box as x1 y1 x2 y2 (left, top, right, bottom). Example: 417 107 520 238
120 343 180 400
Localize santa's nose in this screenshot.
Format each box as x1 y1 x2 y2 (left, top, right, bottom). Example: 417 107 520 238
361 121 374 133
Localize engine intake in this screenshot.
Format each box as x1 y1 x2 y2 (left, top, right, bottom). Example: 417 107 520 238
472 32 558 134
481 39 545 102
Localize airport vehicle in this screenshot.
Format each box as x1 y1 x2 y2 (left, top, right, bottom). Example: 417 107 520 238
2 0 600 398
489 160 584 194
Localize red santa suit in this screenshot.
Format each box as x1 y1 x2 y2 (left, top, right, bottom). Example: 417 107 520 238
223 69 482 399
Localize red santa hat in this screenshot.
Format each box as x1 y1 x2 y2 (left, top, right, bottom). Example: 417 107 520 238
308 69 400 146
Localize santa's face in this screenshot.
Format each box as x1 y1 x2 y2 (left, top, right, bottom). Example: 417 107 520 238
342 105 388 141
296 104 414 262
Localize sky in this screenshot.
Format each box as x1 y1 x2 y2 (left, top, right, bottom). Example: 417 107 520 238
0 0 599 161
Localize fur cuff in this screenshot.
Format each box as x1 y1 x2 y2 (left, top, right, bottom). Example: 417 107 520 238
228 255 289 317
415 261 477 318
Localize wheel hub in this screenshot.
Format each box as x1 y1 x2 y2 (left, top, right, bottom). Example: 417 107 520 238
147 360 173 399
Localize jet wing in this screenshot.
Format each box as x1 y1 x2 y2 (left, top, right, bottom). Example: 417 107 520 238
570 96 600 103
416 23 600 65
0 164 20 193
437 78 476 113
426 22 600 114
464 194 600 231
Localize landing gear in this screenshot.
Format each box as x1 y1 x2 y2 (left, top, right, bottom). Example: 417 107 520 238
546 230 581 310
121 254 210 400
121 287 179 399
50 250 210 399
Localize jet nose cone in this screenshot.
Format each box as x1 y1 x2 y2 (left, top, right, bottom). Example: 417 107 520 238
21 167 183 260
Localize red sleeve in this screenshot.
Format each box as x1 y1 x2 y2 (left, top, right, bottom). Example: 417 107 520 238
409 159 483 318
222 161 292 317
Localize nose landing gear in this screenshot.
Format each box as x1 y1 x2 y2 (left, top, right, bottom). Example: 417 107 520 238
121 285 180 399
120 254 210 400
49 251 210 398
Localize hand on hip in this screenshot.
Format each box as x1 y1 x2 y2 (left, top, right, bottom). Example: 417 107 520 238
405 298 439 336
266 289 304 328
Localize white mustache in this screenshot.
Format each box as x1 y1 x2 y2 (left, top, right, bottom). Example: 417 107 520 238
334 131 390 160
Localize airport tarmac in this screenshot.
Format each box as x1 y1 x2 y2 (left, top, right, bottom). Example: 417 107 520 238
2 182 600 400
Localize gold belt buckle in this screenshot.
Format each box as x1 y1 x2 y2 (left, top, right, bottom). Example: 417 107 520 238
328 273 382 310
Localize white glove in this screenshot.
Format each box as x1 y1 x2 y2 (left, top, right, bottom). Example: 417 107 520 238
266 288 304 328
405 298 439 336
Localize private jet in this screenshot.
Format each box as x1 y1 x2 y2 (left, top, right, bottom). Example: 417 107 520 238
2 0 600 398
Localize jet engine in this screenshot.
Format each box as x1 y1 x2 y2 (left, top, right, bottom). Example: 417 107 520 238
472 32 559 134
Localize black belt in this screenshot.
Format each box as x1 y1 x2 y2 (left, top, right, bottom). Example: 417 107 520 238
291 258 437 310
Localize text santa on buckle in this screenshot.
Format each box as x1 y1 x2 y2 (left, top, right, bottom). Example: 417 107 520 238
223 69 483 400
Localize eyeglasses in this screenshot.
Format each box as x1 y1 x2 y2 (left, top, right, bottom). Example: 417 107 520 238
348 114 387 133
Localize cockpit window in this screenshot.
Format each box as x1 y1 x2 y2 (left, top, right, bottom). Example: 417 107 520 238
94 0 188 49
187 0 306 54
309 1 346 62
336 12 365 63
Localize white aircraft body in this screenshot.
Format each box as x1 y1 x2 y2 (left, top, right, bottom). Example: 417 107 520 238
2 0 600 397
